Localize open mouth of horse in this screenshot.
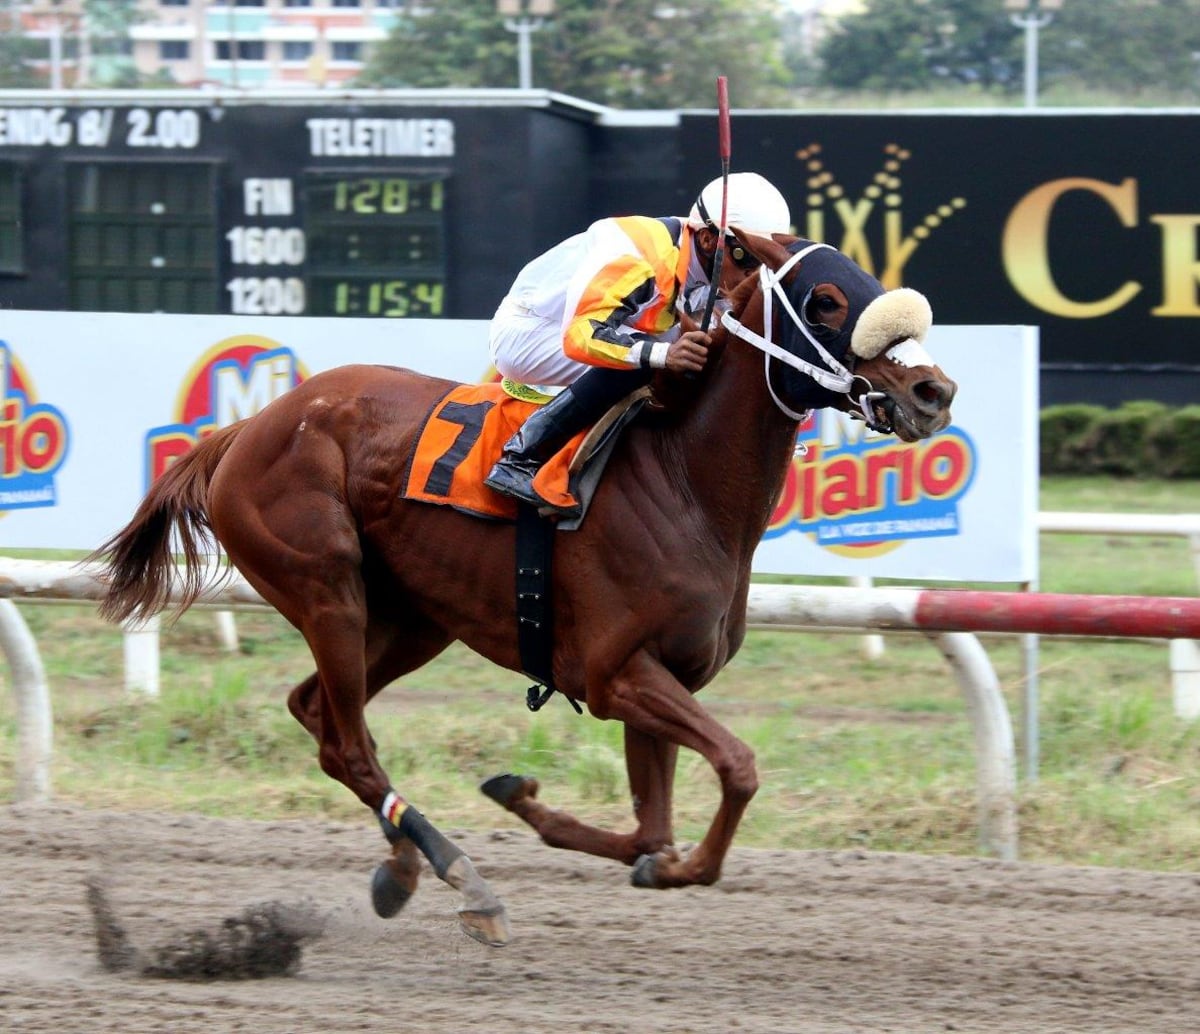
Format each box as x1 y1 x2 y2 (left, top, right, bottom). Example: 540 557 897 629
875 396 923 443
870 395 901 438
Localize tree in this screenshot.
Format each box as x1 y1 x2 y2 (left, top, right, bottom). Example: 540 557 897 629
818 0 1020 92
356 0 792 109
816 0 1200 100
0 35 44 88
0 1 50 87
81 0 144 87
1038 0 1200 97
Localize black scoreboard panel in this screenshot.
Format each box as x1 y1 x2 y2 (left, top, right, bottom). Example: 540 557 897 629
0 97 602 322
66 161 219 314
0 160 22 275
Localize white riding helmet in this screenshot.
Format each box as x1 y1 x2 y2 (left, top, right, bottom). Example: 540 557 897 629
686 172 792 237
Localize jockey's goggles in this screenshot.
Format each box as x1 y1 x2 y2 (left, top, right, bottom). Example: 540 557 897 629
694 192 762 270
726 239 759 270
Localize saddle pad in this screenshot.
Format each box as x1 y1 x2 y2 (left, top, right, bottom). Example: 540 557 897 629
403 383 588 519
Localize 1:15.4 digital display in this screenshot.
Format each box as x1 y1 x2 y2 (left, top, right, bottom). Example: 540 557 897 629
314 278 445 318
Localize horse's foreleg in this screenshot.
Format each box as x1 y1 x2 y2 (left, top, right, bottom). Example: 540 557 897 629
480 725 678 864
603 655 758 890
286 672 322 739
626 726 678 848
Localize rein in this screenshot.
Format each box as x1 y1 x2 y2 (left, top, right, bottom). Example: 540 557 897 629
719 243 891 431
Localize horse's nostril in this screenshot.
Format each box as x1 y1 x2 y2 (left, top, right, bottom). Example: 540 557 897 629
915 379 955 407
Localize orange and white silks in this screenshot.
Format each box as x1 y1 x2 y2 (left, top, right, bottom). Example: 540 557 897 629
498 214 693 372
560 216 690 368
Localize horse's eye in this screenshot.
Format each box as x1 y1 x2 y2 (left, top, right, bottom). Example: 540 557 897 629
806 293 842 323
802 283 850 331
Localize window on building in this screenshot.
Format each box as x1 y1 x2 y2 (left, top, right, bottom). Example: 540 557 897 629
159 41 189 61
67 163 218 314
374 0 405 6
331 41 363 61
215 40 267 62
331 0 361 7
0 163 24 276
282 41 313 62
283 0 313 6
234 0 266 7
160 0 189 6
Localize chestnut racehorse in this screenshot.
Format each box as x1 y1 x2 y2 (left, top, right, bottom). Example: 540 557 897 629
93 232 956 946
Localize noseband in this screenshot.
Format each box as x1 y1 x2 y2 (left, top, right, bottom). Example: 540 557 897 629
719 243 894 433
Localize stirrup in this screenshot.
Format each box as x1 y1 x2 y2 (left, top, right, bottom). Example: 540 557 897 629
485 461 580 518
484 459 546 508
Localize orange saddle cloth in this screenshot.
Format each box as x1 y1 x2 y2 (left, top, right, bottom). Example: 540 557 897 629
403 383 588 520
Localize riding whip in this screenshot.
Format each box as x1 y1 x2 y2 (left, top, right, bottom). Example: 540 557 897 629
699 76 731 333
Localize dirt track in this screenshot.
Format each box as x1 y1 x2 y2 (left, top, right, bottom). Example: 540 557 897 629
1 804 1198 1033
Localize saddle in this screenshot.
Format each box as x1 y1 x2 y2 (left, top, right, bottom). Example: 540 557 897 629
402 381 650 529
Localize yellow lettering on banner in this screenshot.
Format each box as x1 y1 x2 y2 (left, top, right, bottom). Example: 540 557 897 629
1002 177 1142 318
1151 215 1200 316
832 198 876 277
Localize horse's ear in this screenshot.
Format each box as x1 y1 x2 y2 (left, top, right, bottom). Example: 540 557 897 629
731 228 796 271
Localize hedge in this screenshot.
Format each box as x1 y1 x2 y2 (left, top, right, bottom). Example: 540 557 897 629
1040 401 1200 477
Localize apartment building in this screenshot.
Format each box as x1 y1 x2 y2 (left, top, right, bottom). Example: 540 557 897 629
16 1 405 89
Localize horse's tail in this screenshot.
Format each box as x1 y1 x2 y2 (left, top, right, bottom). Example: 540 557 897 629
90 422 245 625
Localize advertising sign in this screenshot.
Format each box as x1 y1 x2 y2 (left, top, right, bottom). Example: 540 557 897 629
752 325 1037 582
684 111 1200 402
0 311 1036 584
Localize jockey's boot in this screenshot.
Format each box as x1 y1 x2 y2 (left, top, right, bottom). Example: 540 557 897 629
484 387 594 509
485 367 648 510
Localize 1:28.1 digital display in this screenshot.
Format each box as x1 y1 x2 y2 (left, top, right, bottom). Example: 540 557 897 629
323 177 443 216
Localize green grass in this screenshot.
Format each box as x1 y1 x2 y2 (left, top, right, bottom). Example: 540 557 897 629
3 476 1200 871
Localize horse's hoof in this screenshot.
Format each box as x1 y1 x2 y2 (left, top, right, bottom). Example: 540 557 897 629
370 861 413 919
457 905 511 947
631 852 660 889
480 772 530 808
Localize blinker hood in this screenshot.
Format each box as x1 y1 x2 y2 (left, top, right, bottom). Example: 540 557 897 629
774 239 886 411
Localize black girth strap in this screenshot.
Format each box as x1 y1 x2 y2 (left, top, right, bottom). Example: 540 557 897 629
515 502 581 713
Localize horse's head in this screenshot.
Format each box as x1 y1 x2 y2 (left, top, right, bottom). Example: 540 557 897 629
721 232 957 442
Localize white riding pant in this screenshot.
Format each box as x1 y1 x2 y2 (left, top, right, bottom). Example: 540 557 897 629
488 298 588 395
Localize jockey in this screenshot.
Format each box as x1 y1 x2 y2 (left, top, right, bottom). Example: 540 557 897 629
485 171 792 513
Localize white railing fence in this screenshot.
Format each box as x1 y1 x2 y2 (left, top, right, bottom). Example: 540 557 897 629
7 546 1200 862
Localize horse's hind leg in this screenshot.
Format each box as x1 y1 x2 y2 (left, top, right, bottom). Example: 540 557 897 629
285 663 428 921
282 620 510 944
283 629 431 921
207 396 510 943
219 496 509 944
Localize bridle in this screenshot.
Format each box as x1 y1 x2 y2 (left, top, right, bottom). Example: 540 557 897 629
719 242 893 433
